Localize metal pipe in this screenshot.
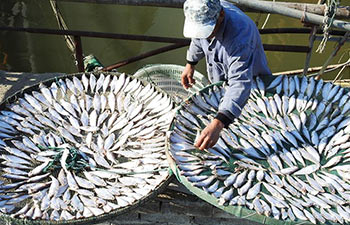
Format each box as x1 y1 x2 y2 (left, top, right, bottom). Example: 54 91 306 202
101 43 188 71
100 43 308 71
259 28 346 36
56 0 184 8
1 26 347 41
259 28 314 34
74 36 84 72
263 44 310 52
0 26 190 44
314 35 350 42
226 0 350 32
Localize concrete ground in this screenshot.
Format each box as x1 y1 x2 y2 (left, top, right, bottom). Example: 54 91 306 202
0 70 64 102
0 70 263 225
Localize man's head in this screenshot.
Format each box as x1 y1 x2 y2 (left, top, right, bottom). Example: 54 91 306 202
183 0 222 39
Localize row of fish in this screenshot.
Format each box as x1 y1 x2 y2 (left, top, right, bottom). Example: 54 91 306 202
169 75 350 224
0 73 173 221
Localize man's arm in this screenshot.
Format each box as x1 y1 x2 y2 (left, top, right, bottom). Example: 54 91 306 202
217 44 253 123
195 44 254 150
181 39 205 89
186 39 205 64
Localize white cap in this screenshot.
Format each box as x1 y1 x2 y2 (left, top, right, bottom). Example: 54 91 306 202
183 0 222 39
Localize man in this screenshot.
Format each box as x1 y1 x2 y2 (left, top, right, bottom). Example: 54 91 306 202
181 0 271 150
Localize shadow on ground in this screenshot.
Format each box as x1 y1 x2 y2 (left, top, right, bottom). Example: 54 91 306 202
0 70 64 101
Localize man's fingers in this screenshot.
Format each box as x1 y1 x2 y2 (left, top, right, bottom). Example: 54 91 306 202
194 132 205 149
185 75 193 88
199 138 210 150
181 74 188 89
189 76 196 86
195 120 223 151
206 140 215 149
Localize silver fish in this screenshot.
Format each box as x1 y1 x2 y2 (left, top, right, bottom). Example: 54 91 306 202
267 75 283 89
65 78 78 95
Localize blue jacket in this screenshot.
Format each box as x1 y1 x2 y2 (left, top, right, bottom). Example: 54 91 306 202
186 3 271 124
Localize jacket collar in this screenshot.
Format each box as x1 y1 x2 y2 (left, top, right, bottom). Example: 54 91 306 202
214 9 227 41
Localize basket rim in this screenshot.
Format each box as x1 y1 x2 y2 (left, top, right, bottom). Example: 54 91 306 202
132 64 210 102
133 63 209 83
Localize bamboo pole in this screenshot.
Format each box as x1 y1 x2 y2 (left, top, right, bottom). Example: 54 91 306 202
226 0 350 32
316 31 350 79
50 0 75 53
74 36 84 72
273 2 350 19
302 27 317 76
273 63 348 76
302 0 322 77
302 0 323 77
54 0 350 19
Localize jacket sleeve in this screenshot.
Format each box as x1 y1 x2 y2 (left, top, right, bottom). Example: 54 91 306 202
186 39 205 63
217 44 254 124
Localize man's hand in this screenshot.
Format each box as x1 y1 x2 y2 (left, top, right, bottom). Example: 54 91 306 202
194 119 224 150
181 63 196 89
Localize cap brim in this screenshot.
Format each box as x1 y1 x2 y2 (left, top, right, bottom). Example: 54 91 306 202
183 19 216 39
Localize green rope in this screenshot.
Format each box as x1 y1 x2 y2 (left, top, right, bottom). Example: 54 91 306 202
94 167 168 176
40 145 89 173
54 76 59 84
316 0 340 53
37 144 65 151
38 144 167 175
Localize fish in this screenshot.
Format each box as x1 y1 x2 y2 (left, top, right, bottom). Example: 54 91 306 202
4 72 350 223
64 78 77 97
0 73 175 218
24 93 43 112
32 91 51 107
246 182 261 200
218 188 234 205
267 76 283 90
170 76 350 224
340 91 350 106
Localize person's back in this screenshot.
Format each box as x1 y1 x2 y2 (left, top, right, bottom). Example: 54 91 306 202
220 1 271 77
188 1 270 83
